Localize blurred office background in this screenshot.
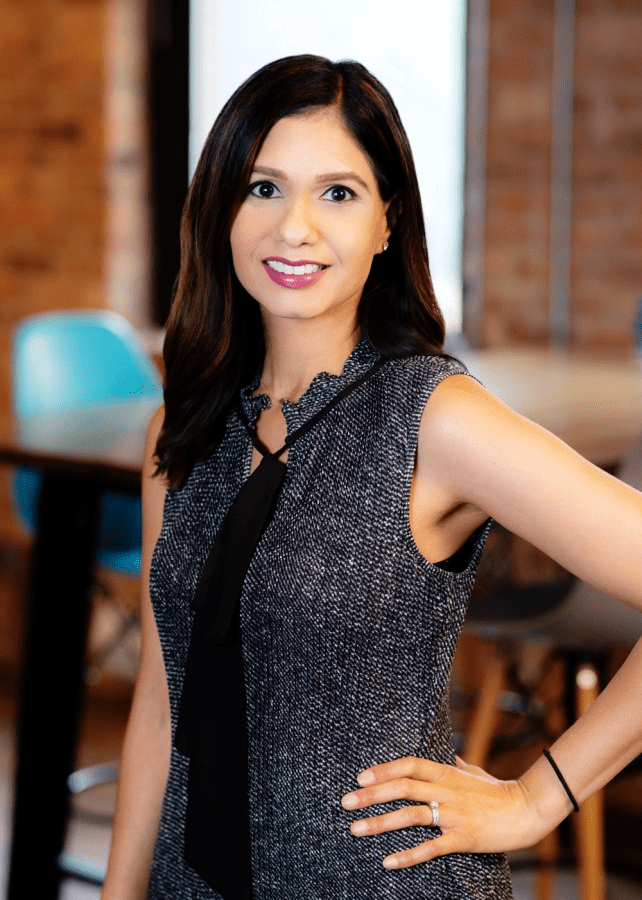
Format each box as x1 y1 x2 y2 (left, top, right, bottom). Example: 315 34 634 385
0 0 641 897
1 0 640 583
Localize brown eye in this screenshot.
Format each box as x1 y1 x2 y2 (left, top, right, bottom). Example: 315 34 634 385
323 185 356 203
249 181 280 198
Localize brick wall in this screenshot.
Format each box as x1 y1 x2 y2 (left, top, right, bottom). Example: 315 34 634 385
572 0 642 349
0 0 109 666
0 0 108 414
105 0 149 329
479 0 642 349
0 0 149 674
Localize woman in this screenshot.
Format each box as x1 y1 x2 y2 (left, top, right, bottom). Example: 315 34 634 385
102 56 642 899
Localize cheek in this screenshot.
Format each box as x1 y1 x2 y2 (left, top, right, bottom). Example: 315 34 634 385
229 242 244 281
229 236 254 291
230 205 267 250
230 221 261 281
343 219 385 272
230 220 251 257
339 245 378 294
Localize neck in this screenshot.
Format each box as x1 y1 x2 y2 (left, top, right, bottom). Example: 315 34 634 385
259 315 360 404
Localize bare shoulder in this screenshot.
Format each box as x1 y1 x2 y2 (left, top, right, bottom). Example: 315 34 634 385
418 370 605 505
417 373 544 489
147 403 166 434
411 374 524 536
142 405 168 526
142 405 166 478
421 372 526 445
144 405 165 460
416 369 606 529
418 373 642 602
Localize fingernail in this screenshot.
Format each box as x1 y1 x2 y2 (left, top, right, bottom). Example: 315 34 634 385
350 820 368 836
383 855 399 869
357 769 374 785
342 792 358 809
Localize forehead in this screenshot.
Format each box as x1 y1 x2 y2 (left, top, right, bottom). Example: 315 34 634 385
254 108 376 181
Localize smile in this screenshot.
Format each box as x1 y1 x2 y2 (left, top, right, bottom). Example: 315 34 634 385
264 259 327 275
262 258 329 290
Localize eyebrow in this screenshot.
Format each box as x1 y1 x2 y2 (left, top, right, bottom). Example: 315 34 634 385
251 166 371 193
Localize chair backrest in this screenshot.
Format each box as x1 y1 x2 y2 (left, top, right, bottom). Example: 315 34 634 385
12 311 162 416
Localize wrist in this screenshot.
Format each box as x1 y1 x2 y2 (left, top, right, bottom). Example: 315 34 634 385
518 754 576 839
542 748 579 812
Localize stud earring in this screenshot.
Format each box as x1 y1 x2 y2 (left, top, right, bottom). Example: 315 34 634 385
383 241 389 252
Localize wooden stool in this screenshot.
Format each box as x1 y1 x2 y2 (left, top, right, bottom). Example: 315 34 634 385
462 651 605 900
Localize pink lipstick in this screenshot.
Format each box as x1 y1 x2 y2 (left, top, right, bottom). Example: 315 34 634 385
262 257 328 290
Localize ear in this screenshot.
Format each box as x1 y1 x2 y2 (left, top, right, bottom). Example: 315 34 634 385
375 194 399 254
385 193 402 233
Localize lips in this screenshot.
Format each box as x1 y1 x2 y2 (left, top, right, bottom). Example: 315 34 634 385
262 257 328 290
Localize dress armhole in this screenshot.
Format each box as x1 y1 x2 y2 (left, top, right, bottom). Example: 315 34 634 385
433 522 490 573
402 360 490 578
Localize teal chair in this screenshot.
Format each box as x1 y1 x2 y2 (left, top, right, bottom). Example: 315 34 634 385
10 311 163 885
12 311 163 576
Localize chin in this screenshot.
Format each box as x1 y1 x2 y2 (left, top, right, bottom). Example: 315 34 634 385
262 305 331 324
254 292 333 322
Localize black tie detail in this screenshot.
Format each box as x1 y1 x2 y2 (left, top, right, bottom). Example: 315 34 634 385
176 356 385 899
191 452 288 642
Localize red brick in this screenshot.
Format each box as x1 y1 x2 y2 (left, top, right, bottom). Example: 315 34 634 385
473 0 642 352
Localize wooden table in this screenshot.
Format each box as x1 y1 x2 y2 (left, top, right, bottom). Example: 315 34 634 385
1 350 641 899
0 398 159 900
465 347 642 467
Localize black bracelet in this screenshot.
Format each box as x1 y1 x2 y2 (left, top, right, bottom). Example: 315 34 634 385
543 749 580 813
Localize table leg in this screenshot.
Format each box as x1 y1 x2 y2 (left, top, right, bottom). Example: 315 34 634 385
8 472 100 900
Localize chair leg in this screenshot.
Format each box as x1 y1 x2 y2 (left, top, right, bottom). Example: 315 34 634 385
574 662 605 900
464 654 506 768
463 646 556 900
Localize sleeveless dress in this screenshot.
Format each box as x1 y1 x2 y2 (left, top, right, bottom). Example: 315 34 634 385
148 339 514 899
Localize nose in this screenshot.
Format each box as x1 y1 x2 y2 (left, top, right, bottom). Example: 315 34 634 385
275 195 318 247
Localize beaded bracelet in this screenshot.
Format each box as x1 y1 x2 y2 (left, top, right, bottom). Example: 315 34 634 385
543 749 580 813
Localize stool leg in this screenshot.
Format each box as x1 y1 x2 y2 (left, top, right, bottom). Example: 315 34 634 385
463 645 558 900
464 654 506 767
574 662 605 900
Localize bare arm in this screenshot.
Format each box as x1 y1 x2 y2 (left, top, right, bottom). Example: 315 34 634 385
342 375 642 867
102 406 171 898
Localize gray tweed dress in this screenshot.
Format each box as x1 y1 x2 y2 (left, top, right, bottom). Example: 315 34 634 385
147 340 513 899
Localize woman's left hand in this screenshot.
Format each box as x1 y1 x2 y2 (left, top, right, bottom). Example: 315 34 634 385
341 755 548 869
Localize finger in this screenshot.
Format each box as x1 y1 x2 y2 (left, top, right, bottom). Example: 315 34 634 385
383 832 464 870
356 756 444 787
342 776 438 811
350 803 442 837
454 754 485 776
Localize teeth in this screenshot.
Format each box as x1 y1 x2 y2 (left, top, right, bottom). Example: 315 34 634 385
266 260 324 275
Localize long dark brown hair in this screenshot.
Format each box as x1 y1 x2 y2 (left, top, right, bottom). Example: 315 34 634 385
156 54 445 487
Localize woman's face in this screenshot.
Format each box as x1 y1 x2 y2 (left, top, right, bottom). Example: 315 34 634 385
230 107 391 329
